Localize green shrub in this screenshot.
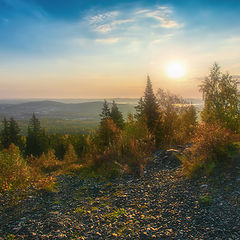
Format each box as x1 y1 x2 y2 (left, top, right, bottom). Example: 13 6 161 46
182 123 232 177
63 144 78 163
86 118 155 176
0 144 31 191
32 149 61 173
97 117 121 149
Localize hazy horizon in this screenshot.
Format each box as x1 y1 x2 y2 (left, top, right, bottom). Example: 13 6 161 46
0 97 203 105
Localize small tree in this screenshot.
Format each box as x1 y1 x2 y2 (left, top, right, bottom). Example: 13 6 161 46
180 105 197 143
142 76 160 133
110 100 124 129
9 117 22 148
64 144 78 163
26 113 49 157
1 117 10 149
0 117 22 149
100 100 110 122
200 63 240 132
98 118 120 148
135 97 144 120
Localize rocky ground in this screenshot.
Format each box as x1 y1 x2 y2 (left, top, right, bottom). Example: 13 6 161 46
0 150 240 240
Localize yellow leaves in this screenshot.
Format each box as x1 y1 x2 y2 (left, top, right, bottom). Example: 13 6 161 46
0 145 31 192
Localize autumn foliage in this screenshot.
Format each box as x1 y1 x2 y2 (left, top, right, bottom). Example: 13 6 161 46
181 123 232 177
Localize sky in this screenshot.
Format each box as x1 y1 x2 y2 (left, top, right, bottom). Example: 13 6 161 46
0 0 240 99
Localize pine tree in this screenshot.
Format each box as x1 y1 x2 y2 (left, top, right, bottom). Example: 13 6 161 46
1 117 10 149
143 75 160 132
110 100 124 129
26 113 49 157
9 117 22 147
0 117 22 149
135 97 144 120
100 100 110 122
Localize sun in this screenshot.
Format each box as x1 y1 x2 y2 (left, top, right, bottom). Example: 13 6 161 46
166 62 185 79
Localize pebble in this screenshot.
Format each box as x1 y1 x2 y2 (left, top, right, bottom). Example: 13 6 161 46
0 148 239 239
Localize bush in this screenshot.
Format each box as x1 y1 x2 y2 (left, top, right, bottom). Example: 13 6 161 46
97 117 121 149
181 123 232 177
0 144 31 191
86 118 155 176
63 144 78 163
32 149 61 173
118 119 155 173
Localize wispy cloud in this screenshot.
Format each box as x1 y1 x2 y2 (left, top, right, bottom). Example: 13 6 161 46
154 19 182 29
89 11 119 25
112 19 133 25
95 37 120 44
145 8 182 28
95 24 112 33
135 9 149 15
88 11 133 33
88 6 182 35
157 6 173 13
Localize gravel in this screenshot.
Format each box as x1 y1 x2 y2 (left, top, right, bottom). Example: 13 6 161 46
0 150 239 239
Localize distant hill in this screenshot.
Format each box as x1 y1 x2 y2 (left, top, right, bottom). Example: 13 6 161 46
0 98 139 105
0 98 204 121
0 100 136 120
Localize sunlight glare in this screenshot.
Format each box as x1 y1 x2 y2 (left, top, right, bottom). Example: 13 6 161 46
166 62 185 79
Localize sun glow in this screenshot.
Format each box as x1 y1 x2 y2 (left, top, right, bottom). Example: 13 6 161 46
166 62 185 79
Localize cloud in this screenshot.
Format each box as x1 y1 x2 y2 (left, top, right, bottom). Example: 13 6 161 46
88 10 134 33
88 11 131 33
155 19 182 29
87 5 182 36
88 11 119 25
95 38 120 44
112 19 133 25
157 6 173 13
145 9 182 29
134 6 182 29
92 19 134 33
95 24 112 33
135 9 149 14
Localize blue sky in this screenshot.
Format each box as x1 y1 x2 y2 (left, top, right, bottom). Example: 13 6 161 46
0 0 240 98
